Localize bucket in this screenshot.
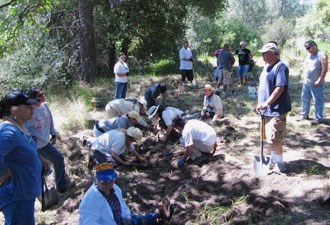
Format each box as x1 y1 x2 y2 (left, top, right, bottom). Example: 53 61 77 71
248 86 258 98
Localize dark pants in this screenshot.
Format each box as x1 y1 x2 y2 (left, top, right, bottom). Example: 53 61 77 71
11 200 35 225
39 143 67 190
180 69 194 82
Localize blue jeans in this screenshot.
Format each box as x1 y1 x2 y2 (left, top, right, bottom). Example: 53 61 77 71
114 82 127 99
131 212 158 225
39 143 67 190
238 64 249 78
0 180 13 225
11 200 35 225
301 83 324 121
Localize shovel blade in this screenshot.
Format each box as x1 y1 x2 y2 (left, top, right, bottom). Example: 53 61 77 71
254 156 271 176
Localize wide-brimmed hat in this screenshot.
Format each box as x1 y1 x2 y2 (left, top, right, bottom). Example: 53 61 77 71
148 105 160 119
258 43 279 53
2 89 38 108
127 110 140 120
137 98 147 109
127 126 143 142
95 163 118 182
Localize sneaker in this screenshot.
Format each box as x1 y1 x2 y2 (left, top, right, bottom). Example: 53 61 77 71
273 162 286 172
311 119 323 125
158 196 171 219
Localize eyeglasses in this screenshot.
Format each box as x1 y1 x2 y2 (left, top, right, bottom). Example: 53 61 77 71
306 46 312 50
98 180 114 184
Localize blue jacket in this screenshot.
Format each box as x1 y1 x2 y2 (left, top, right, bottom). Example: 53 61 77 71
79 183 131 225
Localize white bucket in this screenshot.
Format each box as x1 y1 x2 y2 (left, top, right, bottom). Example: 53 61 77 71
248 86 258 98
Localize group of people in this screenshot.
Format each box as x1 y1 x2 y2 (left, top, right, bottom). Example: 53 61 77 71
0 38 327 224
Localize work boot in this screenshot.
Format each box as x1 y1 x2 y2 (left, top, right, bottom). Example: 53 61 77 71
243 77 247 86
239 78 243 87
273 162 286 173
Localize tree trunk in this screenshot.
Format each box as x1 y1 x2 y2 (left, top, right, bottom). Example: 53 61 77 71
78 0 96 84
108 42 116 77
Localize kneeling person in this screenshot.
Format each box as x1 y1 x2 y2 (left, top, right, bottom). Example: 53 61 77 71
172 117 217 167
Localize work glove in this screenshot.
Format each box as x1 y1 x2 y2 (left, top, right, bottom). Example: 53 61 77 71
159 135 167 141
138 156 146 163
50 135 57 145
177 158 185 167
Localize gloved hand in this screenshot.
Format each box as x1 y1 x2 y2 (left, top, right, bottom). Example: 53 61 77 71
159 135 167 141
177 158 185 167
50 135 57 145
138 156 146 163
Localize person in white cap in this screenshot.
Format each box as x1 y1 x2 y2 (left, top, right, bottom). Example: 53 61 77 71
256 42 291 173
91 127 145 167
93 111 140 137
105 98 150 129
79 163 171 225
235 41 252 87
148 105 184 142
201 84 223 124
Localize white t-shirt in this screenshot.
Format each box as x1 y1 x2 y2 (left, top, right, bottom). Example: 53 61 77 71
179 47 193 70
203 94 223 115
114 61 129 83
182 120 216 147
162 107 184 127
91 129 126 155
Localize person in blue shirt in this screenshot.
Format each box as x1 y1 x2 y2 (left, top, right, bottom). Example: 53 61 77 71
257 43 291 173
79 162 171 225
0 89 42 225
144 83 167 109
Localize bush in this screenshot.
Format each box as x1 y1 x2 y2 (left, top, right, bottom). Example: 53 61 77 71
150 59 178 75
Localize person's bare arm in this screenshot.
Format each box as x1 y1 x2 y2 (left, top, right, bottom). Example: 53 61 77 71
257 86 284 110
314 54 328 87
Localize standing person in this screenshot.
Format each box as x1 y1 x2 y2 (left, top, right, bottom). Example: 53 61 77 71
144 83 167 109
25 87 71 193
148 105 184 142
172 117 217 168
216 43 235 97
0 89 42 225
79 162 171 225
298 40 328 124
114 52 129 99
179 40 194 86
91 127 144 167
257 42 291 172
93 110 140 137
235 41 252 87
201 84 223 124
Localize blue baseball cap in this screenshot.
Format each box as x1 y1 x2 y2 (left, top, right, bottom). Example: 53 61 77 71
96 168 118 182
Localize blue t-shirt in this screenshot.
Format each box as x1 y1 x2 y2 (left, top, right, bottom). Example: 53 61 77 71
258 60 291 116
144 83 162 100
0 123 42 202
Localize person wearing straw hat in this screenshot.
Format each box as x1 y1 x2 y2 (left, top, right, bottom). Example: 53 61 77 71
79 162 171 225
256 42 291 173
105 97 150 130
93 111 140 137
201 84 223 124
0 89 42 225
148 105 184 142
172 117 217 167
91 127 144 166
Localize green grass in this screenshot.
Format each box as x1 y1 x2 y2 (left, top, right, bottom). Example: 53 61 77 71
195 204 232 225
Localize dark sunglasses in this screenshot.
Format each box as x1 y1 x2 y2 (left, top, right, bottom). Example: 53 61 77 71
306 46 312 50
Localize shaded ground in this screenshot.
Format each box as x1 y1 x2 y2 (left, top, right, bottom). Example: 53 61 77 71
2 68 330 224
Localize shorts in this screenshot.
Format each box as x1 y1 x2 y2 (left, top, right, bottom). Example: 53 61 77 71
219 69 232 85
265 114 287 144
180 69 194 82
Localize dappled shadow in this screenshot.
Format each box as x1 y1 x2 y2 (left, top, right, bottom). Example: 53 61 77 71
286 159 330 175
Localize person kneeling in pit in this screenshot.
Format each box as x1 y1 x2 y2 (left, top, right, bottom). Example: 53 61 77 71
79 163 171 225
172 117 217 167
201 84 223 125
91 127 145 167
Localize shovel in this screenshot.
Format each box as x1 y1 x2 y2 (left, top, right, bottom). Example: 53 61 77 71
254 110 271 176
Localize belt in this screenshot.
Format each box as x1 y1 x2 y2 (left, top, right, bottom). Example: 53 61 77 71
95 121 105 133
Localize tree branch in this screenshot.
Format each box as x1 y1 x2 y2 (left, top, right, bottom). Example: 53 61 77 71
0 0 16 9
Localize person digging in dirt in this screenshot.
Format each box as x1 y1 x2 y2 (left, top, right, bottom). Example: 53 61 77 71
200 84 223 125
144 83 167 109
0 89 42 225
79 162 171 225
256 42 291 173
105 97 151 130
93 111 140 137
148 104 184 142
25 87 72 193
90 127 145 167
172 117 217 167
